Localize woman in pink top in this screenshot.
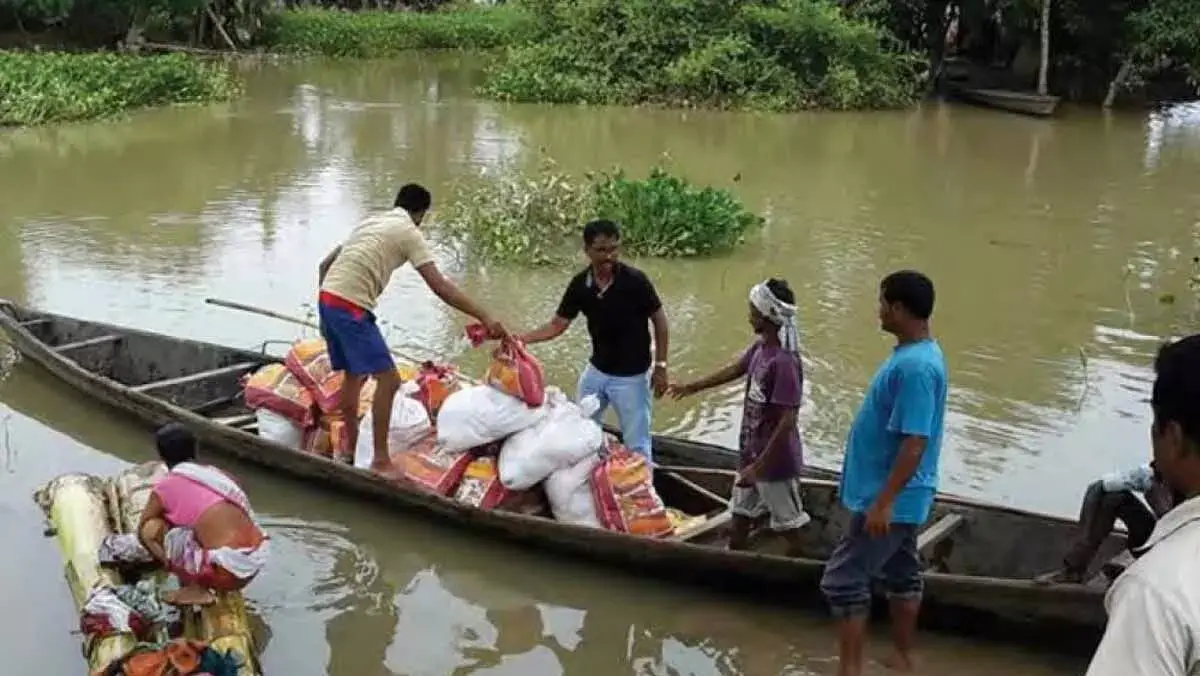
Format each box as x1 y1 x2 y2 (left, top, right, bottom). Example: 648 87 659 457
106 423 270 606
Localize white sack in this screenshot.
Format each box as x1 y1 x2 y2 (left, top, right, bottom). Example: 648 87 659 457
256 409 303 449
545 453 602 528
436 385 548 453
354 395 431 469
498 392 604 490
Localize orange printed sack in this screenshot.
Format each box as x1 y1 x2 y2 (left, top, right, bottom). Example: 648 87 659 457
484 337 546 407
590 444 674 538
395 434 472 495
94 638 212 676
284 338 346 414
301 415 352 459
413 361 461 418
243 363 316 427
454 455 514 510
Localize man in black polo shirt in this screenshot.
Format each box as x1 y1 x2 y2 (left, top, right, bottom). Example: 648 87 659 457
518 219 670 459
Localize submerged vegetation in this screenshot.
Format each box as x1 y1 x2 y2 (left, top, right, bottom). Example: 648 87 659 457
0 51 238 126
481 0 924 111
437 156 764 266
261 5 537 57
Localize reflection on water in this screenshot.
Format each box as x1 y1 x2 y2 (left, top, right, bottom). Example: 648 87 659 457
0 52 1198 674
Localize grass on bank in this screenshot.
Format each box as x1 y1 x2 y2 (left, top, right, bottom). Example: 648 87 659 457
261 5 536 58
0 51 239 126
481 0 924 111
437 156 764 266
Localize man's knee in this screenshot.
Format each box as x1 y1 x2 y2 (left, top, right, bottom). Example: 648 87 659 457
821 559 872 619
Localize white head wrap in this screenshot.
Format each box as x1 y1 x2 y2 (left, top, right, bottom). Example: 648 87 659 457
749 281 800 354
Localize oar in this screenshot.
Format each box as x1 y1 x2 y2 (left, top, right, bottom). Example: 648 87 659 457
654 464 738 479
204 297 438 368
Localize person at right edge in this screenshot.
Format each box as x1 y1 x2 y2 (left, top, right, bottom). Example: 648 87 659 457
317 183 507 475
1085 334 1200 676
518 219 669 459
820 270 947 676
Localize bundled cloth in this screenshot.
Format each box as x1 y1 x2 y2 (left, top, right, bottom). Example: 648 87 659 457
80 580 179 640
98 463 270 589
94 638 242 676
749 281 800 354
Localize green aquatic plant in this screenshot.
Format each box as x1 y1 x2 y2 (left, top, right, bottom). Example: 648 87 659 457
0 51 239 126
480 0 923 111
592 167 763 257
260 5 536 57
436 153 763 266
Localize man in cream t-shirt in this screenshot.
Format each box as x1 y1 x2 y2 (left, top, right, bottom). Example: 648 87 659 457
1086 333 1200 676
317 183 506 475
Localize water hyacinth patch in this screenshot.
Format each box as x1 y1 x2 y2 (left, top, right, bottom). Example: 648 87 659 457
0 51 240 127
437 155 763 266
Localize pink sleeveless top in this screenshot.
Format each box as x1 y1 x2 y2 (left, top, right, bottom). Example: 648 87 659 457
155 473 225 527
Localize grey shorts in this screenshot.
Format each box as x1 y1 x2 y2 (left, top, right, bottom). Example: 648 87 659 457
730 478 812 531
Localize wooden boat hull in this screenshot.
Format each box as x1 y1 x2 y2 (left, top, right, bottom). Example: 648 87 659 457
2 301 1113 650
949 84 1061 117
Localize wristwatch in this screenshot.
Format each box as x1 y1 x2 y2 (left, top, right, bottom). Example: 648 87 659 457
654 361 668 369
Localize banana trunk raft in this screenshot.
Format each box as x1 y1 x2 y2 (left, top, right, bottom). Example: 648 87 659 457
35 461 261 674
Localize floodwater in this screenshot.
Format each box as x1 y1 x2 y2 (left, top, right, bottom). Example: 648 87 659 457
1 52 1198 674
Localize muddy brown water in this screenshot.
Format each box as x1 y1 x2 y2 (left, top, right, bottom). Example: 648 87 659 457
1 52 1198 674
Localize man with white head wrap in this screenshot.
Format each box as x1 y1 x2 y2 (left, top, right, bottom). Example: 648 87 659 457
669 278 810 555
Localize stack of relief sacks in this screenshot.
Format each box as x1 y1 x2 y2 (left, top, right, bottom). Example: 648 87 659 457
240 330 675 538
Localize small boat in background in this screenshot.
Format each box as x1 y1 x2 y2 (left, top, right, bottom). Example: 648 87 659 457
35 461 260 674
948 83 1061 117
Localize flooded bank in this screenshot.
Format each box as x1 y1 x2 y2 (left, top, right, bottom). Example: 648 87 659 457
1 52 1197 673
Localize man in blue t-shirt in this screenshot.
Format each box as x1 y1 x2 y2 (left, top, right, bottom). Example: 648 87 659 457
820 270 948 676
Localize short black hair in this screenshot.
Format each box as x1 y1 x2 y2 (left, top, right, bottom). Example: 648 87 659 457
765 278 795 305
881 270 935 320
394 183 432 213
1153 335 1200 449
583 219 620 246
155 422 197 467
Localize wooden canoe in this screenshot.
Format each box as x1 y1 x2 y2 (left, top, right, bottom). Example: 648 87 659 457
0 301 1116 650
948 84 1061 117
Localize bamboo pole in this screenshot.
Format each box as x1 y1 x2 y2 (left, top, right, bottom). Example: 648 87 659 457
34 474 136 671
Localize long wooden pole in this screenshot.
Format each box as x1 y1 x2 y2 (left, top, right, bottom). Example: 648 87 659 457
1037 0 1051 95
204 297 441 369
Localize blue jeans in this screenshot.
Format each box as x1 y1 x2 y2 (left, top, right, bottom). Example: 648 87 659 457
577 363 652 459
819 512 923 619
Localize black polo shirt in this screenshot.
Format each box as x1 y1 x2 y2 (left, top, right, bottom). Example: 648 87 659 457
556 263 662 376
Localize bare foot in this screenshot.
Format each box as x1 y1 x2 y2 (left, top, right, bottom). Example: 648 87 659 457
369 459 402 478
884 651 916 672
162 586 216 606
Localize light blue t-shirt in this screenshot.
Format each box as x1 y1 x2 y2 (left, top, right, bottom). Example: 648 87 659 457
841 339 948 524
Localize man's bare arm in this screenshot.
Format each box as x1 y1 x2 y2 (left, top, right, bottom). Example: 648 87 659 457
873 435 928 510
650 307 669 364
521 316 571 344
415 262 493 325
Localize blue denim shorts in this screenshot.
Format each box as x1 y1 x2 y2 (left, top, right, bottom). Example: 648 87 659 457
819 512 923 619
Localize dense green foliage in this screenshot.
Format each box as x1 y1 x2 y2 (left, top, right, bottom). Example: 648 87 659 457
438 156 763 266
0 51 238 125
260 5 536 57
593 168 763 257
0 0 271 49
853 0 1199 103
480 0 924 111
